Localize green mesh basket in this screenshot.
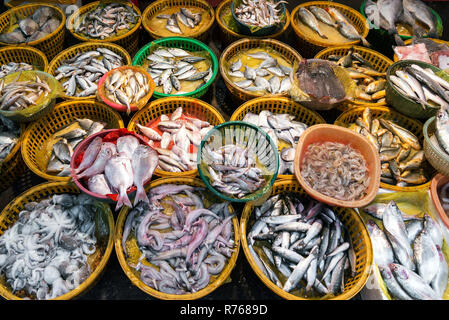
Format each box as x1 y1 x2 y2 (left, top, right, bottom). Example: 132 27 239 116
197 121 279 203
132 37 218 99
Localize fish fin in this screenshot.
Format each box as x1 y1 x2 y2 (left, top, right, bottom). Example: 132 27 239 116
116 187 132 211
360 37 371 47
133 185 149 206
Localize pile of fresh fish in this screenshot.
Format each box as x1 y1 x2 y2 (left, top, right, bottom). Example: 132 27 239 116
434 106 449 157
0 115 20 162
46 118 106 177
348 107 427 186
0 193 100 300
247 193 357 297
0 6 60 44
364 0 438 39
394 38 449 70
0 62 33 79
301 141 370 201
364 200 447 300
103 68 150 114
389 63 449 110
0 72 50 111
122 184 236 295
233 0 286 28
229 50 292 95
146 46 212 95
73 3 139 40
73 134 159 210
156 8 203 35
297 6 370 46
326 48 387 104
55 47 125 98
136 107 213 173
203 144 267 199
242 111 308 175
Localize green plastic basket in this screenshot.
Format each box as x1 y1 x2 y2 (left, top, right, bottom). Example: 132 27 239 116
360 0 443 41
132 36 218 99
197 121 279 203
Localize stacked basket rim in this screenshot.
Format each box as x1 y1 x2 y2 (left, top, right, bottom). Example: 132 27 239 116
219 38 302 102
0 3 66 60
141 0 215 43
47 41 132 101
0 181 115 300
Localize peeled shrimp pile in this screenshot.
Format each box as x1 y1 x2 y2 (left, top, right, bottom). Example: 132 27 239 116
300 142 369 201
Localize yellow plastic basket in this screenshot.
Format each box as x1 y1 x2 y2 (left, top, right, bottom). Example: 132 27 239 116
229 97 326 179
291 1 370 58
0 45 48 72
216 0 291 47
314 45 393 111
220 38 302 103
393 38 449 62
142 0 215 43
0 3 66 61
128 96 225 177
21 99 125 182
67 1 142 57
0 181 115 300
115 176 241 300
240 178 373 300
0 122 26 194
47 42 132 101
334 105 433 192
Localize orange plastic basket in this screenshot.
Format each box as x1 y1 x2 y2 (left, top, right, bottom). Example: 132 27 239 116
127 96 225 178
115 176 241 300
0 45 48 72
21 100 125 182
142 0 215 43
47 42 132 101
0 181 115 300
0 3 66 61
67 1 142 57
291 1 370 58
240 178 373 300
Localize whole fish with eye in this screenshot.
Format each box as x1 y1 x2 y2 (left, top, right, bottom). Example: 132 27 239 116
242 110 308 175
157 8 203 35
233 0 287 28
326 47 387 104
73 3 139 40
122 185 236 294
145 46 212 95
247 192 357 298
435 106 449 156
55 48 125 98
0 193 99 299
0 6 61 44
347 107 428 186
46 118 107 177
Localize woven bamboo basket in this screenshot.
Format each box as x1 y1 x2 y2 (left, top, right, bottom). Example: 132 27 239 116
229 97 326 180
393 38 449 62
423 116 449 178
0 3 66 61
314 45 393 111
67 1 142 56
115 176 241 300
0 122 26 194
0 181 115 300
142 0 215 43
240 178 373 300
47 42 132 101
0 45 48 72
21 100 124 182
334 105 433 192
291 1 370 58
219 38 302 103
127 96 225 178
215 0 291 48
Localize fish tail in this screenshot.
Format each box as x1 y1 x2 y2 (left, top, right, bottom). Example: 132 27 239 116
133 185 149 206
116 187 132 211
361 37 371 47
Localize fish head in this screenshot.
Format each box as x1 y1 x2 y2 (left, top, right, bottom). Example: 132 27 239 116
437 108 449 125
389 263 409 280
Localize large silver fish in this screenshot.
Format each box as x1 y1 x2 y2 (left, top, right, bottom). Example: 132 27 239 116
131 145 159 206
104 153 134 210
